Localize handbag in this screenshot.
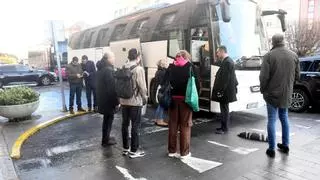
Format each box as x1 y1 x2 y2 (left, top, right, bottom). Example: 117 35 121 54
185 67 199 112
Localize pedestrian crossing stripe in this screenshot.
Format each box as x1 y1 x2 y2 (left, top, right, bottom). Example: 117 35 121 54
181 156 223 173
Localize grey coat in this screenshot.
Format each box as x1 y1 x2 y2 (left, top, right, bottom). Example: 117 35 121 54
259 45 300 108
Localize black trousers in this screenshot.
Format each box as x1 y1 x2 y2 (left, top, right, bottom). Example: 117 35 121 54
85 83 97 108
219 102 230 131
121 106 142 152
102 113 114 143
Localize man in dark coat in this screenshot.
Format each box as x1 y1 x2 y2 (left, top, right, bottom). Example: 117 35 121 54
260 34 300 158
211 46 238 134
81 55 97 112
96 51 119 147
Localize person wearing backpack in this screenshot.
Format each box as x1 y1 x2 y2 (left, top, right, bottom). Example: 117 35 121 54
118 48 147 159
96 51 119 147
164 50 200 159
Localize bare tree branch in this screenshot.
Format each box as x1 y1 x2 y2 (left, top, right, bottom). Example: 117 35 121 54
285 21 320 57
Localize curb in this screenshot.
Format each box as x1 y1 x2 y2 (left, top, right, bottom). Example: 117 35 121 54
10 111 90 159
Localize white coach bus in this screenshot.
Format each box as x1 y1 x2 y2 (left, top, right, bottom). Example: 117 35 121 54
68 0 287 113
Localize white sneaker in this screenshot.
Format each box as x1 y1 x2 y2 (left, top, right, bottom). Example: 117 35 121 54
180 152 191 159
122 148 130 156
168 153 180 158
129 150 145 158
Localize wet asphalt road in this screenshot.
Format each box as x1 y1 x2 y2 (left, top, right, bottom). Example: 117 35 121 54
12 84 320 180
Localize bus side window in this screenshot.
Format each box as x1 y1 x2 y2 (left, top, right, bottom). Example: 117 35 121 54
168 31 185 58
77 31 86 49
83 31 94 49
129 18 149 39
152 12 177 40
110 24 127 42
95 28 109 47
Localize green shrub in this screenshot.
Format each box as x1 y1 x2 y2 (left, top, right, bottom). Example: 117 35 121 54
0 86 39 105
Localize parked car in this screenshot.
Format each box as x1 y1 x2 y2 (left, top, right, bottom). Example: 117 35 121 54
0 64 57 88
54 66 67 81
290 55 320 112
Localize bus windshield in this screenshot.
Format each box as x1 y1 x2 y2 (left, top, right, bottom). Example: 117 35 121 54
216 0 268 69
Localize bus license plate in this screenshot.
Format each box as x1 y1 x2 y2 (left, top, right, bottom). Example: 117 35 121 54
247 102 258 109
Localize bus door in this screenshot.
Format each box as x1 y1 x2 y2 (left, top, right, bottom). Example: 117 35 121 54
189 27 212 111
94 48 103 64
110 39 142 68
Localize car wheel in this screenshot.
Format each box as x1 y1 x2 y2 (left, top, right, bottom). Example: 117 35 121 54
40 76 51 86
289 89 310 113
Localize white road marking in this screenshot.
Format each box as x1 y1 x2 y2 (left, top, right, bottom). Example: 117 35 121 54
46 140 95 156
294 124 312 129
143 127 168 134
208 140 259 155
116 166 147 180
316 120 320 122
231 148 259 155
180 156 222 173
207 141 231 148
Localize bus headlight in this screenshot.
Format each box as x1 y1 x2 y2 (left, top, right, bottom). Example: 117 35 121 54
250 86 260 93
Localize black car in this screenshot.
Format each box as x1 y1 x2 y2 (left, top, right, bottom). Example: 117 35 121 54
290 55 320 112
0 64 57 88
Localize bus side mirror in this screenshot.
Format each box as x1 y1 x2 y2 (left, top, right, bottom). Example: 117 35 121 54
220 0 231 22
277 14 286 32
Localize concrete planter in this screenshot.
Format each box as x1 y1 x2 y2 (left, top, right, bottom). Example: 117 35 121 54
0 100 40 120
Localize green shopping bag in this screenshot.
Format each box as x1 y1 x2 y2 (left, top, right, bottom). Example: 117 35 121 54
185 67 199 112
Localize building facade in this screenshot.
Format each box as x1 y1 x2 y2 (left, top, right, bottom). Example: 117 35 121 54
300 0 320 25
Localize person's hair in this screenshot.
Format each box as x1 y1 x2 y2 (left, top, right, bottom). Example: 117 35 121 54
81 55 88 60
218 46 227 53
72 56 79 62
157 59 168 68
176 50 191 61
128 48 140 61
272 33 285 46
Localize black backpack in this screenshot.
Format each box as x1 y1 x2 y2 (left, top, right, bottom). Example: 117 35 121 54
114 65 138 99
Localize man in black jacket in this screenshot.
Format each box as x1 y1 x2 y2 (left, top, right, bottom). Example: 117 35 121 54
96 51 119 147
81 55 97 112
212 46 238 134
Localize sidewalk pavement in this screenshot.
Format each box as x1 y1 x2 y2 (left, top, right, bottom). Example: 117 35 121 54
0 84 87 180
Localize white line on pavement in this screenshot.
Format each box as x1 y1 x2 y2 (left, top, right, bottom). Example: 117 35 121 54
250 128 265 132
315 120 320 123
46 140 95 157
181 156 222 173
208 141 259 155
207 141 231 148
116 166 147 180
294 124 312 129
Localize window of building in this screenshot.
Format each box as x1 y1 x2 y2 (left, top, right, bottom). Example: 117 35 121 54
110 24 127 41
129 18 149 38
95 28 109 47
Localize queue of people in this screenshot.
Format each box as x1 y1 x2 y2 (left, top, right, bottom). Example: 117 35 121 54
65 33 300 159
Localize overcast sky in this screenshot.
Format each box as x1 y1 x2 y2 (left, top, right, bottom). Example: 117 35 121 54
0 0 184 58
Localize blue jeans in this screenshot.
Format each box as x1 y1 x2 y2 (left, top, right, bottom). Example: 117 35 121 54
267 103 290 150
155 105 166 119
69 83 82 109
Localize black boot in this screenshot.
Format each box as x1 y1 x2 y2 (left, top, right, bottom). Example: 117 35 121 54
277 143 289 154
69 108 75 114
266 149 275 158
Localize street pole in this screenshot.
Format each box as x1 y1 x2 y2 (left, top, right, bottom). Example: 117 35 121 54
50 21 67 112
